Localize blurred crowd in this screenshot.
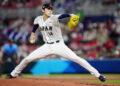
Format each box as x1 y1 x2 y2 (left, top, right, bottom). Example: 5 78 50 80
0 0 43 9
0 0 120 60
68 19 120 59
0 0 120 9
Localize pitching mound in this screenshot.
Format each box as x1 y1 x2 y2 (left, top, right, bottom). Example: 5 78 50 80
0 77 119 86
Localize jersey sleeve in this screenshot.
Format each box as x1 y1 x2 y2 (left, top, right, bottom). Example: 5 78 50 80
55 14 61 18
34 16 40 25
54 14 61 21
52 14 61 23
52 15 61 26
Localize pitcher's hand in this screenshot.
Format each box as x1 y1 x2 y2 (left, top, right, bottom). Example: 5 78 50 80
30 32 35 44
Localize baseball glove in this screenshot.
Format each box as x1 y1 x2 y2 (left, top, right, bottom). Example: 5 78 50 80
68 15 79 31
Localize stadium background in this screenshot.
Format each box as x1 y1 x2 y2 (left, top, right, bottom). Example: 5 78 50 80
0 0 120 75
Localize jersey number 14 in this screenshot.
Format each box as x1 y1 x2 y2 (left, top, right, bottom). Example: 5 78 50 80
48 32 53 36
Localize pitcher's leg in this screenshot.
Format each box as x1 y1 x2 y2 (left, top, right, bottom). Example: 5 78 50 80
71 56 106 81
72 56 100 77
56 44 100 78
11 44 50 77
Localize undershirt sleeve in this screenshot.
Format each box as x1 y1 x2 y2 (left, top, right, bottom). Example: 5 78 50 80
32 24 39 33
58 13 70 19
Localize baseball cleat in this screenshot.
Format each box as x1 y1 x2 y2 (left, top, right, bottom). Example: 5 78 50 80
6 74 15 79
99 75 106 82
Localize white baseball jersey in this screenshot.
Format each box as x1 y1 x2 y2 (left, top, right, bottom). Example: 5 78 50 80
11 14 101 78
34 14 63 43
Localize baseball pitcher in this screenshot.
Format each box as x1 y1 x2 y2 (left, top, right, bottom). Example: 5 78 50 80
7 3 106 82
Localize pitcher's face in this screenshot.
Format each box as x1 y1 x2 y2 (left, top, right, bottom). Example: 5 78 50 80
42 8 53 17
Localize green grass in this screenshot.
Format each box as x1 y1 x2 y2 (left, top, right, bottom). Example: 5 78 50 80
15 73 120 78
23 73 92 77
24 73 120 77
103 73 120 77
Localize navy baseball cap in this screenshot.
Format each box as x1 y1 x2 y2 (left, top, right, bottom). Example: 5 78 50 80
42 3 53 10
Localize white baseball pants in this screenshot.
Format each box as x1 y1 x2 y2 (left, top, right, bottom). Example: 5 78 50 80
11 41 100 77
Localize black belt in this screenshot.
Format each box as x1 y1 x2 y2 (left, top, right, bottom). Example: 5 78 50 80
47 40 60 44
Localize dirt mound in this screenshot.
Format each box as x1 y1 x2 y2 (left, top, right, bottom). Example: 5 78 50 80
0 77 119 86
